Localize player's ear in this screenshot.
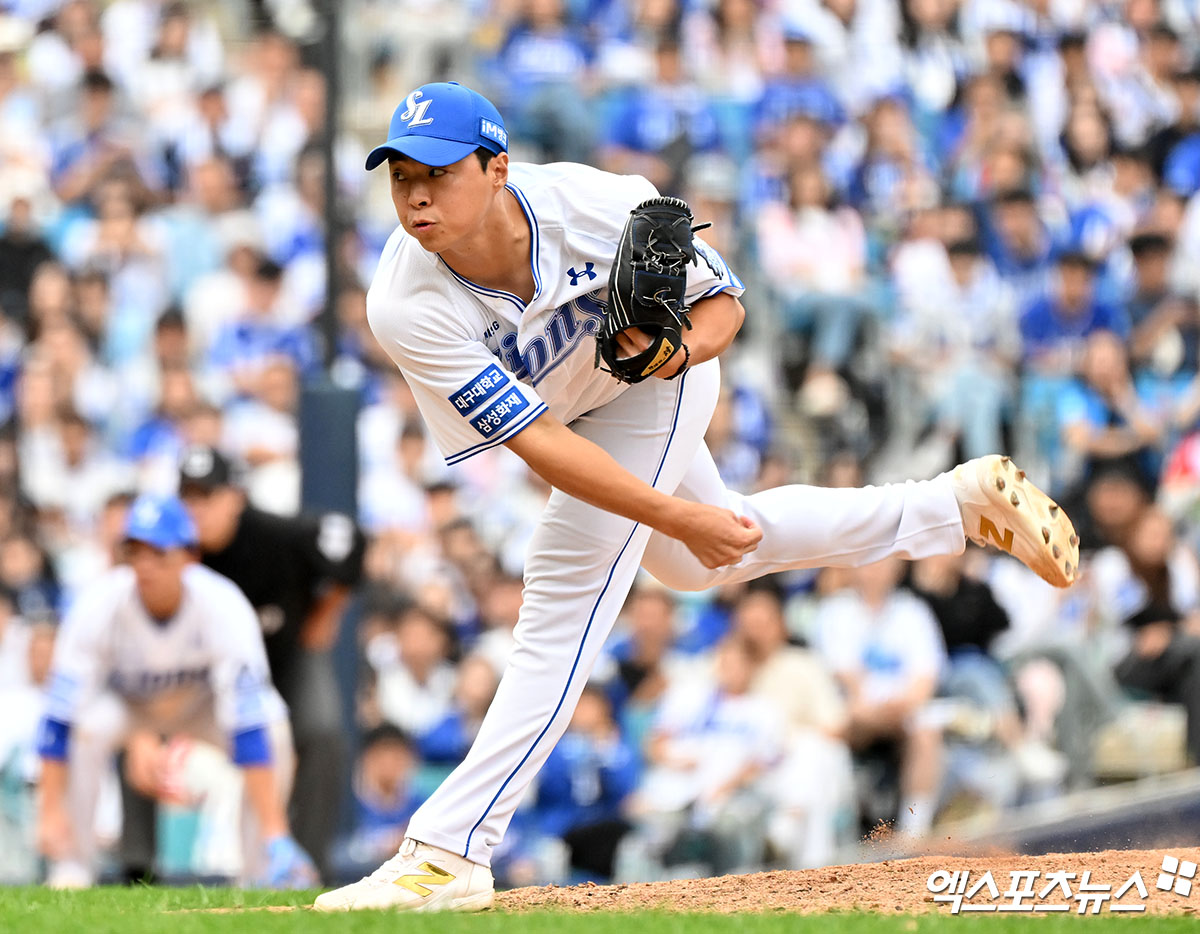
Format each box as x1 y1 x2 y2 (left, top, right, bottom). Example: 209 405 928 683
491 151 509 189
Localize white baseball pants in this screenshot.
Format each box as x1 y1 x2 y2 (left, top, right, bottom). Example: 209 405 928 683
406 359 967 866
61 693 295 883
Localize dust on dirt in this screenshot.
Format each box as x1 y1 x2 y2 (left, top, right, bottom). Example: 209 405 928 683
496 847 1200 914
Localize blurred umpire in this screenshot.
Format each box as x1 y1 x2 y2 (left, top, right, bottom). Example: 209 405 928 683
177 443 366 879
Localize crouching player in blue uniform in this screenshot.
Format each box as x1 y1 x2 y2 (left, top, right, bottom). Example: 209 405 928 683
35 494 315 888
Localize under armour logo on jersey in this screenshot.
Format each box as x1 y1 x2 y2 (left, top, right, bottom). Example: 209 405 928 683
401 90 434 127
567 263 596 286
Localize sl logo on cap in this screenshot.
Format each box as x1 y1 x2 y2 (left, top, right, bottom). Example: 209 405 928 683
401 90 434 128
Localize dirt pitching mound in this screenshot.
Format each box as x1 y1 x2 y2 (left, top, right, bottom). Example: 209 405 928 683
498 847 1200 914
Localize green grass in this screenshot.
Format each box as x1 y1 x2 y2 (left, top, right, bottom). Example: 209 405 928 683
0 887 1194 934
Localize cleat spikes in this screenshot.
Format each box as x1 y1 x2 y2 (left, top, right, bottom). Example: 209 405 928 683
951 455 1079 589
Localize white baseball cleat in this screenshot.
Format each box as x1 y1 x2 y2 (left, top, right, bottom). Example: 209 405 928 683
46 860 95 890
312 837 494 913
949 455 1079 588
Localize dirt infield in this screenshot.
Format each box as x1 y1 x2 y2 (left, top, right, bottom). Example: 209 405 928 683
498 847 1200 914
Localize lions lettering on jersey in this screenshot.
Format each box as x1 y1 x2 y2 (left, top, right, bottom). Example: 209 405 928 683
492 292 606 384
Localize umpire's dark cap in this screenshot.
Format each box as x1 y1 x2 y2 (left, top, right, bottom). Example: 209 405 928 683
178 444 234 492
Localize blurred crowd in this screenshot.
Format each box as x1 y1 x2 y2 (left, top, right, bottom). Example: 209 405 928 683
3 0 1200 888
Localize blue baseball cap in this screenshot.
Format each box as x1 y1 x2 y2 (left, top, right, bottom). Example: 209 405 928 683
365 81 508 171
123 494 197 550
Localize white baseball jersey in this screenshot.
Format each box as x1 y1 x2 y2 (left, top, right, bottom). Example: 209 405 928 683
366 161 745 465
362 157 968 870
43 563 287 740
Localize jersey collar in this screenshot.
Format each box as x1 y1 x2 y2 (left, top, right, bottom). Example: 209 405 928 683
437 182 543 313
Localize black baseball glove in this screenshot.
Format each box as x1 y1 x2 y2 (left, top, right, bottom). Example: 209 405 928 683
596 196 711 384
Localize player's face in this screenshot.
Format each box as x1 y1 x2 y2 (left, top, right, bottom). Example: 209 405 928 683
180 485 242 549
126 540 188 618
388 152 506 253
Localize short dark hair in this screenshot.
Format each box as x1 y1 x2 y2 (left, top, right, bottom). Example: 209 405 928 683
360 723 413 753
1057 249 1096 271
947 237 983 258
474 146 496 171
82 69 114 94
254 257 284 283
992 187 1035 208
1129 232 1172 259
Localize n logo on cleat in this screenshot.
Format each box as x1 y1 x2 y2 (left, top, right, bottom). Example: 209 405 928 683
394 862 455 897
979 517 1014 553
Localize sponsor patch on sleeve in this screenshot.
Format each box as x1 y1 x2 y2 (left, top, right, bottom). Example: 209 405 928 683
449 364 508 415
469 388 530 438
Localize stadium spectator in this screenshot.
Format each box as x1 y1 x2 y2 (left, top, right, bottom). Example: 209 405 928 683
1058 329 1168 493
494 0 594 164
601 583 689 752
371 604 457 738
601 35 723 197
1114 603 1200 764
812 556 947 835
731 586 852 868
754 161 869 408
888 233 1019 461
205 256 315 401
986 187 1055 312
418 653 499 768
628 636 782 876
531 684 638 880
330 723 422 883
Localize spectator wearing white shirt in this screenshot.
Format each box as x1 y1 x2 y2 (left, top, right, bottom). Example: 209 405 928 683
889 235 1019 462
733 587 853 868
372 605 457 739
630 636 783 875
813 556 947 835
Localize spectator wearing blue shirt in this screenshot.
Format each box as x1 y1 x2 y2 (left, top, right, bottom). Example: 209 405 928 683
846 94 937 241
533 685 638 880
1020 251 1130 478
985 188 1055 313
1058 330 1168 493
1147 66 1200 186
417 655 498 769
50 70 154 208
1020 251 1129 372
330 724 423 883
754 28 843 144
495 0 595 164
602 584 681 751
206 257 315 401
601 36 723 198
